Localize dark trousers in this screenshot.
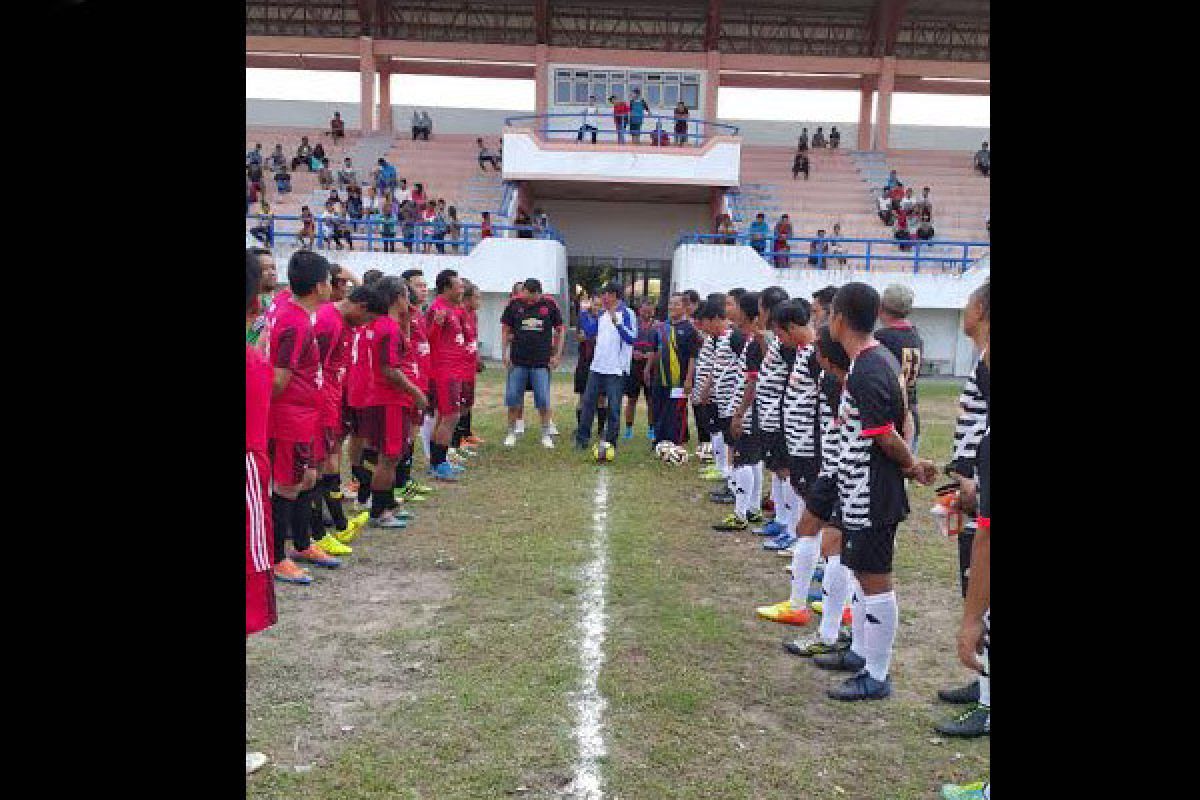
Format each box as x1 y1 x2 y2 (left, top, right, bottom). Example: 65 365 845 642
578 124 598 143
692 401 711 443
576 370 625 448
651 386 690 445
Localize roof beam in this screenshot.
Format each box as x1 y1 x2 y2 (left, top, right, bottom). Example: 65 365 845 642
535 0 550 44
704 0 722 52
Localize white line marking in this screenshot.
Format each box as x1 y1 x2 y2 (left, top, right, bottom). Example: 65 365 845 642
568 469 610 799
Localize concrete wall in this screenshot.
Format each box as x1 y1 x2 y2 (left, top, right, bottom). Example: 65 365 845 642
547 200 709 260
502 131 741 185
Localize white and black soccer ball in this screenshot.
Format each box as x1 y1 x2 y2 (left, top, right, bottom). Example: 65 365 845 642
655 441 675 459
665 445 689 466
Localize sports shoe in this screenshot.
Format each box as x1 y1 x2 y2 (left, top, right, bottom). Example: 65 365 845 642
291 545 342 568
246 752 268 774
403 480 433 495
623 425 633 440
504 432 517 447
709 489 735 504
763 532 797 551
778 547 795 558
940 782 988 800
463 435 485 446
370 512 408 529
546 422 559 436
937 681 982 705
935 703 990 738
514 419 526 435
746 510 765 525
446 449 468 466
753 520 785 537
756 600 812 626
712 513 748 532
458 445 479 458
700 467 723 481
784 632 847 657
315 533 353 556
335 511 369 544
813 648 866 672
828 670 892 702
430 462 459 482
273 558 312 585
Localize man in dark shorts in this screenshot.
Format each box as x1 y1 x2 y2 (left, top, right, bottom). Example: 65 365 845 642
691 294 727 475
644 293 701 446
624 300 657 440
875 284 924 454
811 283 936 701
706 289 745 504
501 278 564 449
713 290 768 531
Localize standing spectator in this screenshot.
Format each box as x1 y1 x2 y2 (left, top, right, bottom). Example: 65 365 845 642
812 127 827 148
830 222 848 266
274 163 292 195
797 128 809 152
792 150 810 180
578 96 600 143
609 95 630 144
808 229 830 268
380 199 397 253
394 176 411 205
515 208 534 239
420 203 438 253
298 206 316 250
337 157 358 190
410 182 427 209
269 144 286 171
916 213 935 241
748 212 769 257
877 189 894 225
673 101 690 145
378 158 397 191
829 126 841 148
330 111 345 141
246 143 263 167
885 169 901 190
974 141 990 176
501 278 565 449
446 206 462 253
399 200 418 253
431 201 449 253
917 186 934 219
477 138 501 171
719 214 738 245
773 214 793 268
346 185 364 231
628 88 650 144
291 136 312 171
249 203 274 247
317 158 334 190
894 207 912 250
246 160 264 201
421 111 434 139
480 210 494 239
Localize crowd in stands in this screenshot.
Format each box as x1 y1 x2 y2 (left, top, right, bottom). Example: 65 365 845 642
876 169 936 249
572 95 694 146
411 110 434 141
797 125 841 152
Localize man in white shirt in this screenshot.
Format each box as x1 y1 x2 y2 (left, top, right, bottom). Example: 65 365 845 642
877 190 894 226
577 96 600 144
575 281 637 450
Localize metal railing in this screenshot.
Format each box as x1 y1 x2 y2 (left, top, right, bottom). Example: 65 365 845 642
503 112 739 146
675 232 989 274
246 214 563 255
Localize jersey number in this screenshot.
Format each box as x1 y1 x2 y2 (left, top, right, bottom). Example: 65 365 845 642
899 347 921 388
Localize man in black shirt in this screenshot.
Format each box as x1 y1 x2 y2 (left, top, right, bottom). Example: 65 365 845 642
812 282 936 702
501 278 564 449
874 284 924 453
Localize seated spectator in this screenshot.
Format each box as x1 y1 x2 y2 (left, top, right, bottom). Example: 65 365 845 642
394 176 411 205
346 186 364 229
481 210 494 239
312 142 325 164
797 128 809 152
421 111 433 139
894 208 912 250
249 203 274 247
317 158 334 190
917 186 933 219
748 212 769 256
534 208 550 238
269 144 286 171
916 213 935 241
719 214 738 245
808 229 830 268
298 206 316 250
877 189 895 226
792 150 810 180
578 96 600 143
337 157 358 190
673 101 690 145
327 205 354 251
246 161 264 199
330 111 345 141
889 181 905 209
829 126 841 149
246 143 263 167
411 110 429 141
291 136 312 171
773 214 793 268
515 208 534 239
274 165 292 194
900 187 916 214
325 189 341 213
884 169 900 190
974 141 990 176
380 199 398 253
478 138 501 171
447 205 462 253
830 222 848 265
812 127 826 148
410 182 427 208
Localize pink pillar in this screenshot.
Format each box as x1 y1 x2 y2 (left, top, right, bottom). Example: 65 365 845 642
378 65 392 133
709 187 724 228
534 43 549 118
359 36 376 134
875 56 895 151
857 81 874 150
704 50 721 122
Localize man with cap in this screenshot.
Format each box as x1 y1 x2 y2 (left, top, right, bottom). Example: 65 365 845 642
575 282 637 451
875 284 924 454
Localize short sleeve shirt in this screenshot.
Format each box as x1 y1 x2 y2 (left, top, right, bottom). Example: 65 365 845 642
782 344 822 457
314 302 347 389
690 333 716 404
817 370 843 478
875 322 923 409
501 297 563 367
410 314 432 390
425 296 473 380
246 345 272 454
651 319 700 389
366 315 414 407
754 337 791 432
734 334 765 427
266 296 322 441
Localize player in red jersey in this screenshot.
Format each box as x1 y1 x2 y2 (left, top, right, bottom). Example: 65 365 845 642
398 269 435 501
363 276 428 527
267 250 341 583
423 269 470 481
450 279 484 457
345 270 386 508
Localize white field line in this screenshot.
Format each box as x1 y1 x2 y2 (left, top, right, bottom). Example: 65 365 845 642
567 469 610 800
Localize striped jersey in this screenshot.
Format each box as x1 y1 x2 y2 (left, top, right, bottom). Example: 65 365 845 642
836 344 909 530
950 352 989 532
817 371 842 478
753 336 790 432
782 344 822 458
731 333 765 426
690 332 716 404
718 329 752 419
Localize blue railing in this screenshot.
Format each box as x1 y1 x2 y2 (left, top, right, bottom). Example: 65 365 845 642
675 232 988 274
246 214 563 254
503 112 739 146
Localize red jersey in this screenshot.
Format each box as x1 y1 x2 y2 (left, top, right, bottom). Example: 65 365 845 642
366 315 415 407
262 288 292 340
267 296 322 441
425 296 474 380
614 101 630 118
346 324 373 409
410 313 432 390
463 308 479 364
246 345 272 453
314 302 348 387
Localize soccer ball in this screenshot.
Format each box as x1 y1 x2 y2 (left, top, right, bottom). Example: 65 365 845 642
665 445 689 466
593 441 616 463
654 441 674 459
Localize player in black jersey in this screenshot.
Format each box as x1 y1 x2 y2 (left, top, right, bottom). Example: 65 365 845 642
875 284 924 453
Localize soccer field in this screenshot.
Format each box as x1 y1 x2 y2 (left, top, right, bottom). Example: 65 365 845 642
246 369 987 799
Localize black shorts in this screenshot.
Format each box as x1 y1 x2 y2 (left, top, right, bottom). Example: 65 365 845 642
804 474 840 523
624 365 650 399
732 426 764 467
841 523 900 574
693 402 718 434
788 456 820 496
760 429 789 471
714 415 732 437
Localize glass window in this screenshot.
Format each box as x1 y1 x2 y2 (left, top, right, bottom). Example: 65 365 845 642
647 74 661 82
556 69 570 79
663 84 679 107
574 81 589 103
556 81 571 103
591 82 606 102
611 83 625 100
681 83 699 109
665 73 680 83
630 72 645 81
575 71 589 78
645 84 661 107
592 72 607 80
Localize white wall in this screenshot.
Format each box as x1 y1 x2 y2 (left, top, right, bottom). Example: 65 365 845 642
546 200 710 260
501 131 740 185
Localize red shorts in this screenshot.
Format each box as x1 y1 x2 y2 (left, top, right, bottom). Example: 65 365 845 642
246 569 278 636
461 380 476 412
360 404 411 459
268 438 314 488
430 376 466 416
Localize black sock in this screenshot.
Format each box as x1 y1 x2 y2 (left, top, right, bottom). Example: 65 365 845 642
431 443 447 467
370 489 392 518
352 464 373 503
396 451 413 488
322 474 349 530
463 410 473 437
363 448 379 466
271 494 292 564
309 494 326 541
290 490 315 551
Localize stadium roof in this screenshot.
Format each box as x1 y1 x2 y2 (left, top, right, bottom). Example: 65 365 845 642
246 1 989 62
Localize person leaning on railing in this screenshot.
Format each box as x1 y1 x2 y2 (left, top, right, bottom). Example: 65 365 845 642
773 214 793 268
578 97 600 144
673 102 690 145
609 95 629 144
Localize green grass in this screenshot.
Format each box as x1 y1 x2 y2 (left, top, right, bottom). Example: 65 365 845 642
247 371 987 799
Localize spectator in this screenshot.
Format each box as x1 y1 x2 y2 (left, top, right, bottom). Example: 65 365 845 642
380 199 397 253
628 88 650 144
877 189 895 226
481 210 494 239
578 96 600 143
808 229 830 268
394 176 411 205
337 157 358 190
447 205 462 252
412 110 423 140
885 169 900 190
274 164 292 194
298 205 316 249
399 200 418 252
792 150 810 180
812 127 826 148
515 208 534 239
773 214 793 268
974 141 990 176
478 138 501 171
346 185 364 230
797 128 809 152
363 184 380 214
325 189 341 213
410 182 427 208
421 111 433 139
330 111 345 141
249 202 274 247
609 95 629 144
917 186 934 219
830 222 848 265
421 203 438 253
719 214 738 245
246 160 264 200
894 208 912 250
889 181 905 208
269 144 286 171
829 126 841 148
330 206 354 251
312 142 325 164
916 213 935 241
291 136 312 171
673 101 690 145
246 143 263 167
534 207 550 238
431 201 449 253
377 157 398 192
748 212 769 256
900 187 916 214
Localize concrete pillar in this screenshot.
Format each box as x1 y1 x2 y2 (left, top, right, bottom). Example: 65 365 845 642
534 43 549 118
875 56 895 151
857 80 874 151
704 50 721 123
359 36 376 134
378 64 392 133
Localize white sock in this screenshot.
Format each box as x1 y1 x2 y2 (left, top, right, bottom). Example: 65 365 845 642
770 475 783 518
982 784 989 800
818 554 851 645
788 533 822 606
711 432 727 475
781 482 803 531
420 415 435 461
979 649 990 707
849 577 866 659
861 590 899 682
732 465 755 519
751 462 764 513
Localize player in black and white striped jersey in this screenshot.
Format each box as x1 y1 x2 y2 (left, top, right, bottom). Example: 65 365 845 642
692 295 727 479
749 287 796 548
705 290 746 503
